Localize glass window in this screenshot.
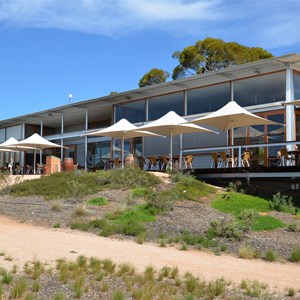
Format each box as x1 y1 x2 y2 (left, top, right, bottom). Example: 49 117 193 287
148 92 184 120
294 71 300 100
115 100 146 123
296 113 300 141
187 83 230 115
234 72 286 106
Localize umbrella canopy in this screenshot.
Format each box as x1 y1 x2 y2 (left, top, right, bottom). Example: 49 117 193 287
234 126 264 139
9 133 67 174
188 101 282 145
130 111 218 168
189 101 281 131
10 133 65 150
0 137 36 151
84 118 165 168
188 101 283 167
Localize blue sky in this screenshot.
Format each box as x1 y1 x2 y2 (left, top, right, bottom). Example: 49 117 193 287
1 0 300 120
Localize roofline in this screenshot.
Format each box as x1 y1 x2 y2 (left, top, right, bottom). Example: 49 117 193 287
1 53 299 126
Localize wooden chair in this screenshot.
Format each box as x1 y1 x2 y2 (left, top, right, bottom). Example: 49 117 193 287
142 157 150 170
219 151 229 168
160 155 169 170
113 157 121 168
277 148 292 166
184 155 193 169
211 152 221 168
150 156 160 171
242 152 250 167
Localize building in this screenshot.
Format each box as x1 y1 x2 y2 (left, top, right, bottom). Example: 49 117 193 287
1 53 300 171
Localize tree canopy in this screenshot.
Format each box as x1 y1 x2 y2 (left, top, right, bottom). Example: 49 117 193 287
138 68 170 88
172 37 273 79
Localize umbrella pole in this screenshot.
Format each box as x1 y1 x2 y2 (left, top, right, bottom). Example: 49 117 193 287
33 149 36 174
170 130 173 170
122 136 124 169
231 124 234 168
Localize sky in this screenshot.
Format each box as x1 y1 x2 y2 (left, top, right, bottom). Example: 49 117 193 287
0 0 300 120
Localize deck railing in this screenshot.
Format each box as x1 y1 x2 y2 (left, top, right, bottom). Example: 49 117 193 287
180 140 300 169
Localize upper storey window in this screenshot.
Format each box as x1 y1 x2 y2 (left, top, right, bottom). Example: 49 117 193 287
115 99 146 123
234 72 286 106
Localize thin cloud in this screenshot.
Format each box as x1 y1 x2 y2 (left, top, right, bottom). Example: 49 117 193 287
0 0 299 50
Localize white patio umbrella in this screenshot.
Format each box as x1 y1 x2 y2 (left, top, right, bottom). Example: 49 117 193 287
9 133 67 174
188 100 283 166
0 137 36 151
129 111 218 169
188 101 281 143
84 118 165 168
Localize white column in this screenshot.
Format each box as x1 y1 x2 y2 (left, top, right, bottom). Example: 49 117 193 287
285 64 295 149
85 109 88 171
231 81 234 101
61 115 64 162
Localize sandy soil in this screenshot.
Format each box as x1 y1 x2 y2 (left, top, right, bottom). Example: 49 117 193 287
0 215 299 291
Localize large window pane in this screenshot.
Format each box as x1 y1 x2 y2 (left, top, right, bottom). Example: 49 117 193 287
294 71 300 100
148 92 184 120
187 83 230 115
115 100 146 123
234 72 286 106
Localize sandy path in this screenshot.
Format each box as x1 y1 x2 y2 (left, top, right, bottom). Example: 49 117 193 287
0 215 299 291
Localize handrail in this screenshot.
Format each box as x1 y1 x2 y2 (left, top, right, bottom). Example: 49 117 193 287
180 140 300 168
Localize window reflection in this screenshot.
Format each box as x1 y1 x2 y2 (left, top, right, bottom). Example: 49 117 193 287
187 83 230 115
148 93 184 120
234 72 286 106
116 100 146 123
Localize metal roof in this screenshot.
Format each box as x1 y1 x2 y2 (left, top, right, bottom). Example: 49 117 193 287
1 53 300 128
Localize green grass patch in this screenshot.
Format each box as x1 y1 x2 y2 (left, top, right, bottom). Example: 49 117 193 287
212 192 286 231
171 173 216 201
86 197 109 206
251 215 286 231
212 192 270 216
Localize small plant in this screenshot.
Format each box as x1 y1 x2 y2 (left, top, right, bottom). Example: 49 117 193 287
113 290 125 300
239 209 259 230
53 292 66 300
11 277 28 299
53 223 60 228
264 250 277 262
287 287 295 297
290 247 300 262
287 223 299 232
51 201 62 212
159 239 166 247
73 204 87 217
32 281 40 292
180 243 188 251
269 192 295 214
2 270 13 284
86 196 109 206
135 233 146 244
238 243 256 259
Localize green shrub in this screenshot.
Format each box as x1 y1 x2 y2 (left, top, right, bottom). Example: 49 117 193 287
239 209 259 230
269 192 295 214
264 250 277 262
238 244 257 259
208 219 245 241
287 223 299 232
145 190 175 211
290 247 300 262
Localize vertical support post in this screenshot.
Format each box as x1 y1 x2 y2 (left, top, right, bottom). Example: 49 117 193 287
40 119 43 164
84 109 89 171
285 64 295 150
61 114 64 162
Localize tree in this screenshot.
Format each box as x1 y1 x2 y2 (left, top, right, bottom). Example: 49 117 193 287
139 68 170 88
172 37 273 79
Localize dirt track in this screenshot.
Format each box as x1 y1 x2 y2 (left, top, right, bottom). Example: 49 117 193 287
0 215 299 291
